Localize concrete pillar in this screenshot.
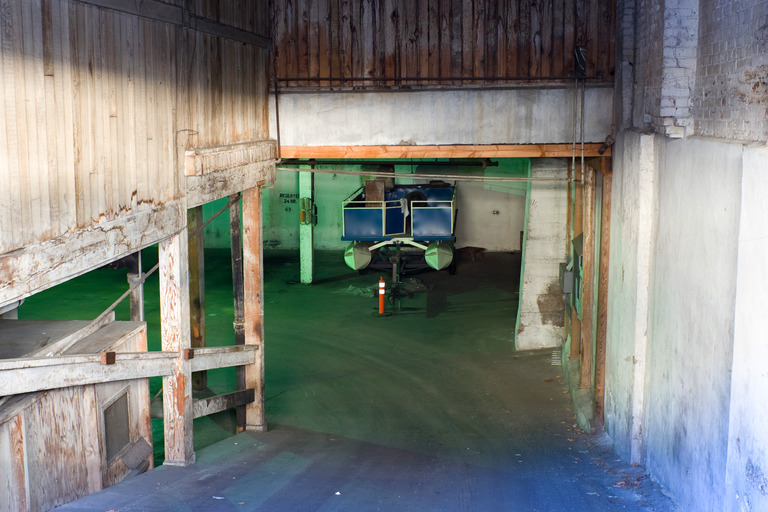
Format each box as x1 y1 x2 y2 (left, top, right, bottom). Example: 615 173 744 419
299 171 314 284
515 159 568 350
604 131 657 464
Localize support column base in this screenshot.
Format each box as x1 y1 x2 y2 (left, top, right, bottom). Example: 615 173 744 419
162 453 196 467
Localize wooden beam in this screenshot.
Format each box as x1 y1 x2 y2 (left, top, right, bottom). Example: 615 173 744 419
242 186 266 432
192 388 255 419
229 194 247 432
0 200 185 307
580 166 596 390
185 140 277 176
186 161 275 208
279 144 610 159
594 167 612 424
189 345 257 373
0 352 178 395
188 207 207 392
185 141 277 208
159 230 195 466
81 385 103 493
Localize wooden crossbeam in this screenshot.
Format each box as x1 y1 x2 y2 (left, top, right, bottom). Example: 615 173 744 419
189 345 257 373
185 140 277 208
279 144 609 160
193 389 255 419
0 351 178 395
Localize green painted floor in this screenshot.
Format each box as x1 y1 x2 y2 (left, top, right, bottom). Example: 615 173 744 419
24 249 679 511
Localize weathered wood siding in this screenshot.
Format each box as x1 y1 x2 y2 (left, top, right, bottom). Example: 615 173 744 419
0 0 272 304
0 0 270 254
272 0 615 88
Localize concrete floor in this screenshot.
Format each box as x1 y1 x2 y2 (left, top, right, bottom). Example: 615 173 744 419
47 250 679 511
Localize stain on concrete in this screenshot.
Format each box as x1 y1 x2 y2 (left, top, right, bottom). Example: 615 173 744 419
537 281 565 327
746 458 768 496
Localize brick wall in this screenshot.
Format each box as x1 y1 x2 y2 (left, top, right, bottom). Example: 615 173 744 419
628 0 767 141
633 0 699 138
694 0 768 141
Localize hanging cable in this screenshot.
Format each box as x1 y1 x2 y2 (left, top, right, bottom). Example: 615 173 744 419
581 78 586 184
276 166 572 182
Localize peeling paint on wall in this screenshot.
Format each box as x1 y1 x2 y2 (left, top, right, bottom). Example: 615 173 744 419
736 66 768 105
536 281 565 327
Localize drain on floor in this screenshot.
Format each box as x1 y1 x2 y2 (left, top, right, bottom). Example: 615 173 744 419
551 349 562 366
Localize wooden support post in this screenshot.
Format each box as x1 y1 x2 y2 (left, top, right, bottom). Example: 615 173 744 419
229 194 247 432
570 174 584 361
580 166 596 389
594 166 612 424
299 170 314 284
127 252 144 322
81 385 103 493
159 230 195 465
242 186 266 431
188 206 207 392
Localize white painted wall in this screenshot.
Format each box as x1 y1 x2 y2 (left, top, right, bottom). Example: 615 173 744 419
642 137 742 512
604 133 762 512
271 87 614 146
725 146 768 512
454 181 526 251
516 159 569 350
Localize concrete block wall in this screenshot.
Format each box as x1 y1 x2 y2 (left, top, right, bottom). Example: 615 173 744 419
694 0 768 141
631 0 767 141
515 159 568 350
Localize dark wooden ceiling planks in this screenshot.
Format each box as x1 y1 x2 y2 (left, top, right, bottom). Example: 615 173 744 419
271 0 616 89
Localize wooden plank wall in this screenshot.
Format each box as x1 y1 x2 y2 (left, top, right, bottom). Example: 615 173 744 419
0 0 270 257
272 0 615 88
